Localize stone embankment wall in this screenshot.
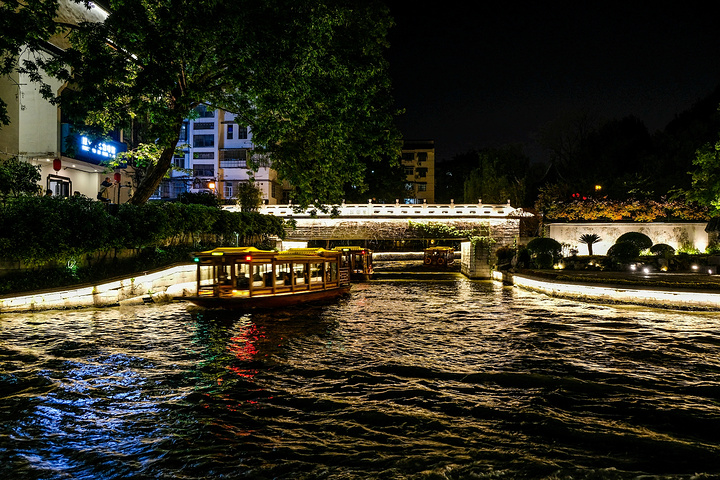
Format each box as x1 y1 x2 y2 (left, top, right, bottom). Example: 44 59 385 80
495 270 720 311
0 264 197 313
546 222 709 255
462 219 519 279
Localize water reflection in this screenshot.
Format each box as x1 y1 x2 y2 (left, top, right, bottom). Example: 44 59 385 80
1 278 720 478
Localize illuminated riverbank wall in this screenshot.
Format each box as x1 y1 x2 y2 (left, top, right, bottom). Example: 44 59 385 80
496 270 720 311
0 264 196 313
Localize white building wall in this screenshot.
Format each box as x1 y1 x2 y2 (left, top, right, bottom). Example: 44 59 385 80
0 0 110 199
173 108 284 204
546 222 710 255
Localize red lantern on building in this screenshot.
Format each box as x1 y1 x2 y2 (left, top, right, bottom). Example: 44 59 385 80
53 158 61 172
113 172 121 183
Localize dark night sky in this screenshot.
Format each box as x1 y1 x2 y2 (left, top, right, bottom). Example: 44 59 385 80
386 3 720 162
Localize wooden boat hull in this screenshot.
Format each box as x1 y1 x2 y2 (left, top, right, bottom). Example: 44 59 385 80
184 285 351 310
350 273 373 282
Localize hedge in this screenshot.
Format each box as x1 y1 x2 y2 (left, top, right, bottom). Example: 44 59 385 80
0 196 287 267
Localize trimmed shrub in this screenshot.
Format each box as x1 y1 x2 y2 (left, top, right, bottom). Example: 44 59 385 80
615 232 653 251
649 243 675 257
526 237 562 268
526 237 562 257
607 242 640 264
534 252 554 269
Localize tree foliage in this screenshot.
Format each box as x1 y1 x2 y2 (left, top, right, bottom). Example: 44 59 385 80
17 0 400 207
540 198 708 222
235 181 263 212
578 233 601 256
0 157 42 203
0 0 75 125
462 146 529 205
685 138 720 215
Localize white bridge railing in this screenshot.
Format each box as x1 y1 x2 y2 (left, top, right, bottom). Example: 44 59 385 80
244 201 527 218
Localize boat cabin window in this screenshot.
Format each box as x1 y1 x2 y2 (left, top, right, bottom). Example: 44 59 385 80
310 262 324 283
275 262 292 286
198 265 215 288
328 262 338 282
234 262 250 289
253 263 273 288
294 264 308 284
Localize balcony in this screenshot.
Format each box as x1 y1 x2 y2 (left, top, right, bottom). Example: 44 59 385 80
220 160 247 169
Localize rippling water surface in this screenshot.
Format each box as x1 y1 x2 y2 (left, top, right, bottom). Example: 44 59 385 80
2 275 720 479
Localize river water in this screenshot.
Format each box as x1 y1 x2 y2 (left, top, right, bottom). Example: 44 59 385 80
2 273 720 479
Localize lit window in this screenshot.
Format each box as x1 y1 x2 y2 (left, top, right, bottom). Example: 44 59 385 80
193 134 214 148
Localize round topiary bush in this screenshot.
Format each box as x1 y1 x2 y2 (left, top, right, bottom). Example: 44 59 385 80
607 241 640 264
650 243 675 257
534 252 555 269
526 237 562 267
615 232 653 251
526 237 562 256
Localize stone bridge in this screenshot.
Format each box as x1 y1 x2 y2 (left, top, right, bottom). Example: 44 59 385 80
225 202 533 278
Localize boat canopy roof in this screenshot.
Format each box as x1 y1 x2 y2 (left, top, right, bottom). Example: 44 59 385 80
333 246 371 252
424 246 455 252
194 246 270 257
193 246 340 262
282 248 339 258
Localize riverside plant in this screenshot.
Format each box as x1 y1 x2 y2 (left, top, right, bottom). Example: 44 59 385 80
578 233 601 256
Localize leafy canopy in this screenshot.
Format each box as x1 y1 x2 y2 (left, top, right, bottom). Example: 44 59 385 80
18 0 401 206
685 138 720 215
0 157 42 203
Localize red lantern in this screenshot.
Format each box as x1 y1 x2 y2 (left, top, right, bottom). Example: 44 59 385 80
113 172 121 183
53 158 61 172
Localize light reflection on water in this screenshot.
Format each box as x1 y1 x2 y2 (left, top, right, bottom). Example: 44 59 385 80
2 275 720 479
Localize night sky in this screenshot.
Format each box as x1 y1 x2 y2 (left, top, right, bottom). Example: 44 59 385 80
386 3 720 162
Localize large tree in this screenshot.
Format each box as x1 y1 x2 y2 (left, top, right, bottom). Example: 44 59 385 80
685 138 720 215
462 145 530 206
19 0 400 206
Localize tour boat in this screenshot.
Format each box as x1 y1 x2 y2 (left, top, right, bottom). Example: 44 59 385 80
184 247 351 309
333 246 374 281
423 246 456 267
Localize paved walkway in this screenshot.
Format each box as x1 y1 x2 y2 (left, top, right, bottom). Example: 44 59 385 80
520 269 720 293
502 269 720 311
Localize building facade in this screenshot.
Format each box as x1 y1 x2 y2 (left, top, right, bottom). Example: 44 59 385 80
401 140 435 204
0 1 129 201
157 106 289 204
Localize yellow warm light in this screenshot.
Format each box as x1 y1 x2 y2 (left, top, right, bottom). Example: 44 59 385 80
510 274 720 310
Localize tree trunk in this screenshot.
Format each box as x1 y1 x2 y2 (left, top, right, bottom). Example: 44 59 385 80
128 117 185 205
129 146 177 204
588 243 594 256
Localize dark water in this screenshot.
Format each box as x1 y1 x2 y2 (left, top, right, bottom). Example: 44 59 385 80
2 275 720 479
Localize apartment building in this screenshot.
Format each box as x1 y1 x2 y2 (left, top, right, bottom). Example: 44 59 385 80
158 106 288 204
401 140 435 204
